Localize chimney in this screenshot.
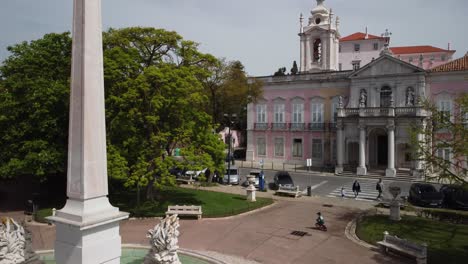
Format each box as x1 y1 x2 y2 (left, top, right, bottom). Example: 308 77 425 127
447 42 451 51
365 26 368 39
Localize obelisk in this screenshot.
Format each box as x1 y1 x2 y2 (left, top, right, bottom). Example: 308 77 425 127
47 0 128 263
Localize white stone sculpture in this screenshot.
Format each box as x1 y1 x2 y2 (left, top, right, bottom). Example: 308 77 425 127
0 218 40 264
144 214 181 264
359 89 367 107
388 186 402 221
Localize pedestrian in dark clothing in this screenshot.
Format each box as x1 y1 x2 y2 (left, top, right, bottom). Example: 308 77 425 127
352 180 361 198
376 179 383 200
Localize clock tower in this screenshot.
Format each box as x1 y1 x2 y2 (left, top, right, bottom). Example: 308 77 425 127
299 0 340 72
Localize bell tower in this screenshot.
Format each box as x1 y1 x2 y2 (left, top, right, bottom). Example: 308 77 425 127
299 0 340 72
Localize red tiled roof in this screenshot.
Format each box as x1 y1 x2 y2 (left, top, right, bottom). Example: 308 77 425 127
430 53 468 72
390 45 455 55
340 32 384 42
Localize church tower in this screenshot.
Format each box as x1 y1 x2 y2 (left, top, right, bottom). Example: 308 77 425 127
299 0 340 72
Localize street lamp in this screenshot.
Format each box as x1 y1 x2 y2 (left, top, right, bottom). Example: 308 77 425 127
224 113 237 185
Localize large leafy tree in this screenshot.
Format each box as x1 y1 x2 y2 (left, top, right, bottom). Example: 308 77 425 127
102 27 225 199
202 60 262 132
410 94 468 185
0 32 72 180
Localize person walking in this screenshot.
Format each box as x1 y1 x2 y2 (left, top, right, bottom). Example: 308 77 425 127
340 187 345 198
352 180 361 198
376 179 384 200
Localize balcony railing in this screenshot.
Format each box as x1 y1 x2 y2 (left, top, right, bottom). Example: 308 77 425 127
308 122 325 131
254 123 268 130
290 123 306 131
271 122 288 130
342 106 422 117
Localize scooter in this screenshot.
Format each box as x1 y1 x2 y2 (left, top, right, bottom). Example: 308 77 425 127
315 222 327 231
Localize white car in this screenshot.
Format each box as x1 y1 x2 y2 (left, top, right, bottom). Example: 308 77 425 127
223 166 239 185
185 168 207 180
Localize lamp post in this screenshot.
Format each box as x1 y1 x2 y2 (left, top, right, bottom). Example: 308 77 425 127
224 113 237 185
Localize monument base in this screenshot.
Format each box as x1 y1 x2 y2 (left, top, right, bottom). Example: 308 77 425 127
48 197 128 264
356 166 367 176
385 168 397 177
389 201 401 221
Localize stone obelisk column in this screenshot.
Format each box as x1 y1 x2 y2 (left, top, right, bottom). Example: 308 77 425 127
47 0 128 263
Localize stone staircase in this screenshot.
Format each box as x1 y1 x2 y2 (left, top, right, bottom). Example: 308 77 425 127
338 168 417 182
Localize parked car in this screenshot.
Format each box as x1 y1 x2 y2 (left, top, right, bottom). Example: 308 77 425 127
223 166 239 185
169 167 186 178
408 183 443 207
185 168 207 180
273 171 294 190
440 184 468 210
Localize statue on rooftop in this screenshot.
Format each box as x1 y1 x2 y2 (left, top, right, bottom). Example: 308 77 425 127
359 89 367 108
144 214 181 264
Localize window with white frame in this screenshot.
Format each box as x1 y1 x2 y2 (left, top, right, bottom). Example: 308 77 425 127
354 44 360 52
352 61 360 71
312 139 322 159
292 138 303 157
274 103 285 123
311 102 324 123
274 138 284 157
257 138 266 156
438 99 452 121
292 101 304 123
437 148 451 162
256 104 267 123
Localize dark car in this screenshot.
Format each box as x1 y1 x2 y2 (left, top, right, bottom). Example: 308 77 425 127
273 171 294 190
169 167 186 178
440 185 468 210
408 183 443 207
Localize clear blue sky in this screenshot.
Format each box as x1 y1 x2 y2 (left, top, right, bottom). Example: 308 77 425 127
1 0 467 76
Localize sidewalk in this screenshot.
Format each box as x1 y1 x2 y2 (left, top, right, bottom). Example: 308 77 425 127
2 185 404 264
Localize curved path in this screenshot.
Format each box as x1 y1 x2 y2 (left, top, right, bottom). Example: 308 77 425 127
5 196 404 264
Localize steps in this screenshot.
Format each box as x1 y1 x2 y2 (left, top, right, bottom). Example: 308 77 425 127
337 169 416 182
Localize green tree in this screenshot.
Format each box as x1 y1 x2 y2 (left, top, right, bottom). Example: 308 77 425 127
102 27 225 199
202 60 262 132
410 94 468 185
0 32 72 181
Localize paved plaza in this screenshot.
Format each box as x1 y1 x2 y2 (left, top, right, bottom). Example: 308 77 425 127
3 189 406 264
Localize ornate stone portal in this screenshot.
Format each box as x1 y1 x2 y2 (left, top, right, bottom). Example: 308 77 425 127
0 218 40 264
144 214 181 264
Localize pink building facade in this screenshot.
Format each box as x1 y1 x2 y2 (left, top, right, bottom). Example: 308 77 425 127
246 0 468 179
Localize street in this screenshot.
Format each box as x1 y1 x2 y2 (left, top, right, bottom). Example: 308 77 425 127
238 168 414 202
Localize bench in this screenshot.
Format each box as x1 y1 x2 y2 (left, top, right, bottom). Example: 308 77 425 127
176 175 195 185
377 232 427 264
275 185 302 198
166 205 202 220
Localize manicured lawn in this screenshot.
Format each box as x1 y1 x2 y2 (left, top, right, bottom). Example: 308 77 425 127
356 214 468 264
110 186 274 218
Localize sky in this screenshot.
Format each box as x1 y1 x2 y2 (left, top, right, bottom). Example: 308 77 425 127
0 0 467 76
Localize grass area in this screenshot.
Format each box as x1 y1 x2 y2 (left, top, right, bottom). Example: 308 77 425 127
35 208 53 223
110 186 274 218
356 214 468 264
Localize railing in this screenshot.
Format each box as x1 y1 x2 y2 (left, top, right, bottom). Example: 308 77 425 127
254 123 268 130
308 122 325 131
271 122 288 130
329 122 337 130
290 123 306 131
342 106 421 117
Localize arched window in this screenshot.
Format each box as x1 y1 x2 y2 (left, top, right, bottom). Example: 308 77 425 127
380 86 392 107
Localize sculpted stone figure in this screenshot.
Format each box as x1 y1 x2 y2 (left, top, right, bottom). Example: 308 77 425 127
0 217 40 264
144 214 181 264
406 87 415 106
359 89 367 107
338 96 343 108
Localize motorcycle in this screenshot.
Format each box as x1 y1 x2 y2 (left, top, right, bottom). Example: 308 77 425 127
315 222 327 231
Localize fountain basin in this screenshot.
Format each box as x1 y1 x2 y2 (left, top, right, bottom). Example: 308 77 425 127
37 245 222 264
